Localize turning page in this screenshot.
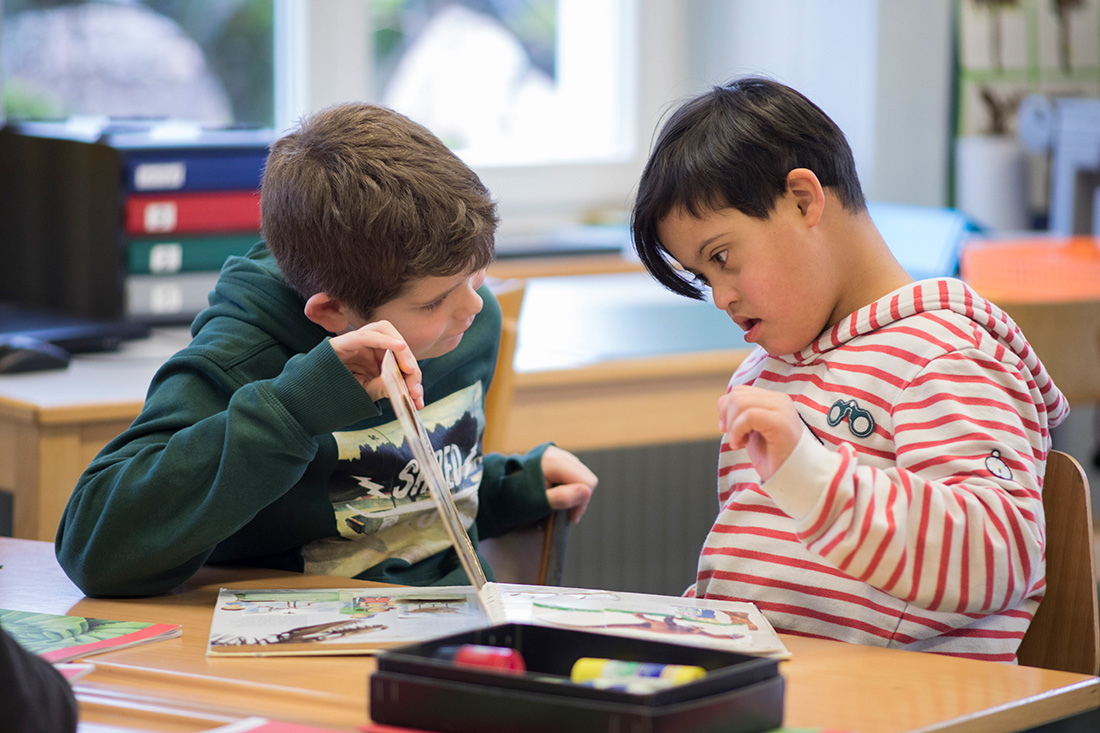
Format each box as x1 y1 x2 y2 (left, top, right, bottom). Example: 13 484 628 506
380 350 488 592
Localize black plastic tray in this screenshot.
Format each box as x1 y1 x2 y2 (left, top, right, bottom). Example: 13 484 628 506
370 623 784 733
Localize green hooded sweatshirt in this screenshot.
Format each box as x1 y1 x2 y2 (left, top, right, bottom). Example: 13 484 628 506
55 243 551 597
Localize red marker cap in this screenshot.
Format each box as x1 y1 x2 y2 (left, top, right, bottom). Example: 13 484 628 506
441 644 527 673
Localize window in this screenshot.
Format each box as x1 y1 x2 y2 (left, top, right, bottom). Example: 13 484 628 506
368 0 633 168
3 0 677 239
1 0 275 127
282 0 655 239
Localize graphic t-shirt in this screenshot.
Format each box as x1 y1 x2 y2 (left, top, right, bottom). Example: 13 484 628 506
302 382 486 577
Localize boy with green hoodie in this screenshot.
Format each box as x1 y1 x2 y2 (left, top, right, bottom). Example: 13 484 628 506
55 103 597 597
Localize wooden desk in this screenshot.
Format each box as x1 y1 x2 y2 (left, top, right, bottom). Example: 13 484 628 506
1 538 1096 733
502 273 748 453
0 273 750 541
0 329 194 542
960 236 1100 405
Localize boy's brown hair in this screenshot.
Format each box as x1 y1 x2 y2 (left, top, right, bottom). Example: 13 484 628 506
261 103 498 318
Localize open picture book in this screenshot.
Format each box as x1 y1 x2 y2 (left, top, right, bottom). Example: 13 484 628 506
205 352 788 660
206 583 788 658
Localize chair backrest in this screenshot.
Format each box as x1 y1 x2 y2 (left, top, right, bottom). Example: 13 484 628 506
479 509 571 586
1016 449 1099 675
482 279 525 455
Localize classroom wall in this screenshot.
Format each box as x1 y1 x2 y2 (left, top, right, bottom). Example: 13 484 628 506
685 0 954 208
563 441 720 596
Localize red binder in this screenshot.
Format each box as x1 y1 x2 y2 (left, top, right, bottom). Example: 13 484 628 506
124 190 261 235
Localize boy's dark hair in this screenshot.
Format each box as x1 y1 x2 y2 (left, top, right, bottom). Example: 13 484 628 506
261 103 498 318
631 76 867 299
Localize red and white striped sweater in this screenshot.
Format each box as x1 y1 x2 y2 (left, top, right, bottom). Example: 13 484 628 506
690 278 1069 662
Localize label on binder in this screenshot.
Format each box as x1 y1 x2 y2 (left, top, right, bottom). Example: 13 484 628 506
143 202 179 233
134 161 187 191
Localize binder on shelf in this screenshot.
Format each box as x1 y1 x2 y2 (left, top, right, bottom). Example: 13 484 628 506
127 234 260 275
124 191 262 236
0 120 273 324
6 120 273 193
122 148 269 193
125 272 220 321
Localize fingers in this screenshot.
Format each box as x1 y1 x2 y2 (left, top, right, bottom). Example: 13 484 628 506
403 373 425 409
542 445 599 489
329 321 424 407
393 350 424 409
545 482 594 523
718 386 790 436
726 406 776 450
330 320 407 359
716 385 803 481
541 446 598 523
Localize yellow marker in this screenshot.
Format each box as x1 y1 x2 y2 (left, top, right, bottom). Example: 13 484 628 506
571 657 706 686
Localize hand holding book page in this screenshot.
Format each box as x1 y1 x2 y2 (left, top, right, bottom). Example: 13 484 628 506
380 350 488 591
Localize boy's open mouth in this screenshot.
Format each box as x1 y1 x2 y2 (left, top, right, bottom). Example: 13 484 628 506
733 317 761 342
733 316 757 332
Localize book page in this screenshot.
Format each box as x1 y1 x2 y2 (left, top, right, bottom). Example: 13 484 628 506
206 584 789 659
206 587 489 656
480 582 790 659
380 351 487 593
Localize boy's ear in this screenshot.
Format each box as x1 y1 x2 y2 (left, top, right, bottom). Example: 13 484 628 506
304 292 355 334
786 168 825 226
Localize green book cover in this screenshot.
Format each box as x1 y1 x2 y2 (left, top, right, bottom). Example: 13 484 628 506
0 607 181 664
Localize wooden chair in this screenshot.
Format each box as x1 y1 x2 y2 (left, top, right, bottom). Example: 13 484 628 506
479 278 571 585
1016 449 1100 675
480 508 571 586
482 279 525 455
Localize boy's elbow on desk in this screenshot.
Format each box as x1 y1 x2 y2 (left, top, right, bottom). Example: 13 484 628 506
55 531 197 598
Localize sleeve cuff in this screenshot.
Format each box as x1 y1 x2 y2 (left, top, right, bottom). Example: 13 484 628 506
762 429 844 522
271 339 380 436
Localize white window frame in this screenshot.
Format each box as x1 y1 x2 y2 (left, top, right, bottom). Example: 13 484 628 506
274 0 688 240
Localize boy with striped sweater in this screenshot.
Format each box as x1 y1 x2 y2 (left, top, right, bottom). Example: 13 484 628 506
631 77 1068 662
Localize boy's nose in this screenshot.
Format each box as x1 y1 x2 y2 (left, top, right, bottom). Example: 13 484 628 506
711 284 738 313
461 287 484 317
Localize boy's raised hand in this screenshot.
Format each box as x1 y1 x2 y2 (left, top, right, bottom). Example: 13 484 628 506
329 321 424 408
718 385 803 481
541 445 598 523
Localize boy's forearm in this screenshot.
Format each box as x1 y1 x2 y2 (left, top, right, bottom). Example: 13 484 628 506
56 346 374 597
56 384 316 596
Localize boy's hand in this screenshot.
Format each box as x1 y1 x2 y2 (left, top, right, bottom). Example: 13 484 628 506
541 445 598 523
718 385 802 481
329 321 424 408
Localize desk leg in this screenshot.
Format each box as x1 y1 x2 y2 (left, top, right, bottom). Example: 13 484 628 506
0 418 41 539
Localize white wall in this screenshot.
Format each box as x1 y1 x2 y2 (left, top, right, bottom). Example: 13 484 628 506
873 0 954 207
683 0 954 208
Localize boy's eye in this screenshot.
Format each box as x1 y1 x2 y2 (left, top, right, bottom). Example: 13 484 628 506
423 296 446 312
710 250 728 267
692 271 710 287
